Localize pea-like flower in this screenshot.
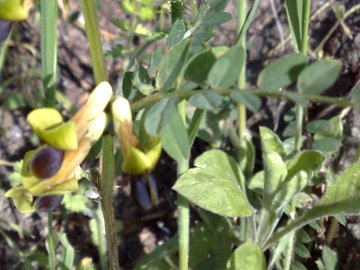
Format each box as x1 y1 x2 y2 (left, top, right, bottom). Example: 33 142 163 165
111 97 161 175
5 82 112 213
112 97 161 210
0 0 33 21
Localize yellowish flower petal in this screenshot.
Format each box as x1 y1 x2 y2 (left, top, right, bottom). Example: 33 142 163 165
72 81 112 140
112 97 138 156
5 187 35 213
0 0 33 21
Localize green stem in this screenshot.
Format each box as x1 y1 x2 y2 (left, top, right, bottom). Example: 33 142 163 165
100 135 119 270
80 1 117 269
47 212 56 270
178 194 190 270
94 208 107 270
263 205 329 250
80 0 108 84
294 0 311 153
294 103 304 152
236 0 247 139
40 0 58 107
283 231 295 270
177 101 190 270
130 88 351 113
0 160 16 167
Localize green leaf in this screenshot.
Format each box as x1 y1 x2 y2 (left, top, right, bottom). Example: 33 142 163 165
297 60 342 94
307 116 343 139
260 127 287 206
189 91 223 110
273 171 308 210
259 127 286 159
156 39 191 92
208 45 245 89
173 149 254 217
235 0 261 45
257 54 307 91
322 246 338 270
188 109 205 146
58 232 75 269
286 150 324 181
203 11 231 28
122 71 134 99
313 137 341 155
144 97 178 136
230 91 261 112
134 66 154 96
184 49 217 84
285 0 303 51
62 186 90 214
148 47 163 76
8 161 23 188
294 242 311 258
292 261 307 270
350 84 360 110
167 20 186 46
237 136 255 177
161 111 190 164
226 241 266 270
317 159 360 213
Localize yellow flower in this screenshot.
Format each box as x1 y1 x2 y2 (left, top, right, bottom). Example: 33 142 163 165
112 97 161 175
0 0 33 21
5 82 112 213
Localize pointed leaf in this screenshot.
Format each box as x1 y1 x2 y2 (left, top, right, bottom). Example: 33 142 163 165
174 150 253 217
285 0 303 51
208 45 245 89
260 127 287 206
156 39 191 92
161 111 190 164
286 150 324 181
167 20 186 46
184 49 217 84
144 97 178 136
297 60 342 94
317 159 360 213
257 54 307 91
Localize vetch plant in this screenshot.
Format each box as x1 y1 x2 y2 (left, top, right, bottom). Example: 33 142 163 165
2 0 360 269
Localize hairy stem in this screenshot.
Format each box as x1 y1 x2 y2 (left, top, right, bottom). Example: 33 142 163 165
236 0 247 139
100 135 119 270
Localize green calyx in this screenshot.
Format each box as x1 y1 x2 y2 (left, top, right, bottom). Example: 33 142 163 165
122 138 162 175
